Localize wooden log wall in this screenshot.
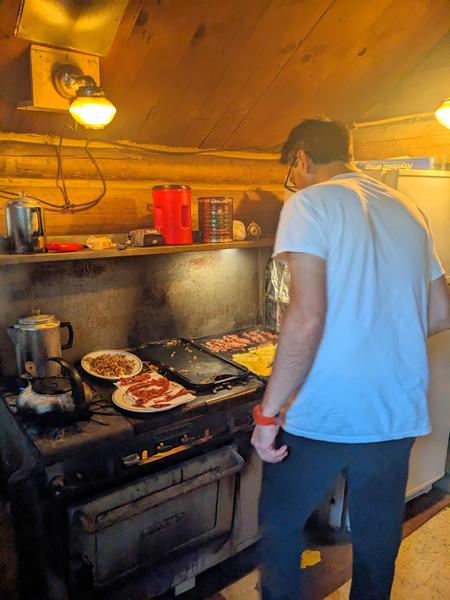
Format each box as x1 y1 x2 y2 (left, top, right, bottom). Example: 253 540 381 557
353 120 450 163
0 134 286 236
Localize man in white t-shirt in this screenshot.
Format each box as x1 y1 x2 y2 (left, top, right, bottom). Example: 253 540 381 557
251 119 450 600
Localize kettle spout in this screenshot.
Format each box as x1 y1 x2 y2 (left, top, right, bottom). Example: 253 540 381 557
7 325 20 346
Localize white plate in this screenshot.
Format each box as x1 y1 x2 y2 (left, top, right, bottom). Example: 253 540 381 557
111 388 193 413
81 350 142 381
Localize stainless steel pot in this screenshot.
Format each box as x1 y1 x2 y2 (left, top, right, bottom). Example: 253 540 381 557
5 196 47 254
7 309 74 377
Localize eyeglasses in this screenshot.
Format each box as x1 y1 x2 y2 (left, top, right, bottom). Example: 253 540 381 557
284 156 299 193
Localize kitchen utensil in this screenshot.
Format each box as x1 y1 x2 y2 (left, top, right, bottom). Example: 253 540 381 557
7 309 74 377
152 185 193 245
46 242 84 252
135 339 248 390
126 228 163 247
198 197 233 243
5 195 47 254
16 357 91 421
81 349 142 381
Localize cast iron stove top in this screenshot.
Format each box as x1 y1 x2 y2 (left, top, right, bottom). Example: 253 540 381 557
0 370 263 470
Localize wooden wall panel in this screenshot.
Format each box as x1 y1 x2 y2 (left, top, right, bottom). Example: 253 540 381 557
0 140 285 183
0 136 284 237
352 120 450 161
0 184 283 236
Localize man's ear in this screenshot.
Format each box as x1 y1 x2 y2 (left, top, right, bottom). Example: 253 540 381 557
298 149 314 173
298 149 309 171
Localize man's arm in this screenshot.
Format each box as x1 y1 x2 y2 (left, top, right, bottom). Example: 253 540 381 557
428 275 450 336
251 252 326 463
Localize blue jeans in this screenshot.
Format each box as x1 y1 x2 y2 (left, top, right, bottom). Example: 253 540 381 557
259 432 415 600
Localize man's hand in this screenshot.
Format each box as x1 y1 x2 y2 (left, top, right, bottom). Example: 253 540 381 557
251 424 288 463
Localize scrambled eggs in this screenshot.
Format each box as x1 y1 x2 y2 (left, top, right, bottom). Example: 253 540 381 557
232 343 277 377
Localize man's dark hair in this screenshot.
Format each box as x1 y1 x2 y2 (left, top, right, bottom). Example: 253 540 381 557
280 118 351 165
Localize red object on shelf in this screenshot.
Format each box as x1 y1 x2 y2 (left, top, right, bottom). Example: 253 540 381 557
46 242 84 253
152 185 193 245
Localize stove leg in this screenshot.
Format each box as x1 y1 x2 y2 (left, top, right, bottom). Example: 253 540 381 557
174 576 196 596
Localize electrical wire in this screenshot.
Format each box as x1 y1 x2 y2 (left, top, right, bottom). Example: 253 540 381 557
0 125 108 213
55 124 72 209
67 137 107 212
0 188 68 209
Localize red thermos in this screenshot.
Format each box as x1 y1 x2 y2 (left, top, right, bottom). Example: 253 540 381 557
152 185 193 245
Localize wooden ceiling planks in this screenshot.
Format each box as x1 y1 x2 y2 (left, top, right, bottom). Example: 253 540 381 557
211 0 397 148
103 0 233 142
359 31 450 121
314 0 450 121
223 0 450 149
0 0 449 150
198 0 335 149
133 0 274 146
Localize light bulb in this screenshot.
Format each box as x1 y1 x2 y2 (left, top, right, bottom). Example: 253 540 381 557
69 96 117 129
435 98 450 129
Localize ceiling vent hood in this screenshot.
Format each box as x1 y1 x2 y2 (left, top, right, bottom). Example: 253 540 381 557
14 0 129 56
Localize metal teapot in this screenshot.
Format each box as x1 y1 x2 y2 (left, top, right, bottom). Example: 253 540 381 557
7 309 74 377
17 357 91 423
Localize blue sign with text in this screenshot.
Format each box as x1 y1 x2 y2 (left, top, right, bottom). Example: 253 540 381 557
355 158 435 171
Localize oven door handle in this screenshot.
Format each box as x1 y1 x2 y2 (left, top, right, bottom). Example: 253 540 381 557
75 448 245 535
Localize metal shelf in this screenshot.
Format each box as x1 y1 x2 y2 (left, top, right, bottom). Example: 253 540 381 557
0 238 274 265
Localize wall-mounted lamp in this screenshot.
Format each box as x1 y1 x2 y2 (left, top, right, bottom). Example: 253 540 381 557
53 64 116 129
17 45 116 129
434 98 450 129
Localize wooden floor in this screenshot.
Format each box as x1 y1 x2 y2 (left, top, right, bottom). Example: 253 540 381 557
327 506 450 600
213 505 450 600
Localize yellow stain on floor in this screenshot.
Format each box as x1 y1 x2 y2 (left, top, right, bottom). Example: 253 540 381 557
300 549 322 569
213 506 450 600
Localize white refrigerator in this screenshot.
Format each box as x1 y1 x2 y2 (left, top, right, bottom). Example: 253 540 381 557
394 170 450 499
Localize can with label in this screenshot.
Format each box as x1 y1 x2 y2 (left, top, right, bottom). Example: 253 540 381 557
198 196 233 243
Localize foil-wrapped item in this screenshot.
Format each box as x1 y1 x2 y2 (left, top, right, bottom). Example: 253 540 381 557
264 259 290 332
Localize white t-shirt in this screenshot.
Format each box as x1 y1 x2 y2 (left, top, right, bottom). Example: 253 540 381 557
273 172 445 443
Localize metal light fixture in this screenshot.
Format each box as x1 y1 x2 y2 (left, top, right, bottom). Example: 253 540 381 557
53 63 116 129
435 98 450 129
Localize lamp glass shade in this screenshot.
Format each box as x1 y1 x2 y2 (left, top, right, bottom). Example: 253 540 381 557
69 96 117 129
435 98 450 129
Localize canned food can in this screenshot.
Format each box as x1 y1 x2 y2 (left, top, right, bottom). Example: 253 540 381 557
198 197 233 243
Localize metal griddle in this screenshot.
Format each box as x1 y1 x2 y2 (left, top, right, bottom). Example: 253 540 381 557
135 338 249 390
195 326 279 381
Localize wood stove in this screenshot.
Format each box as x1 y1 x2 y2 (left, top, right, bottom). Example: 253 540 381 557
0 367 264 599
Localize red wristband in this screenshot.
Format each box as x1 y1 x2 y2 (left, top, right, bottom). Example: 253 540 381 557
252 403 279 426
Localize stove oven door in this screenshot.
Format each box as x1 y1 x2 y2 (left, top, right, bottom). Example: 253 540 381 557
67 445 244 587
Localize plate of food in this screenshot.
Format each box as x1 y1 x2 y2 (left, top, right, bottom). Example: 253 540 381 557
112 371 196 413
81 350 143 381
